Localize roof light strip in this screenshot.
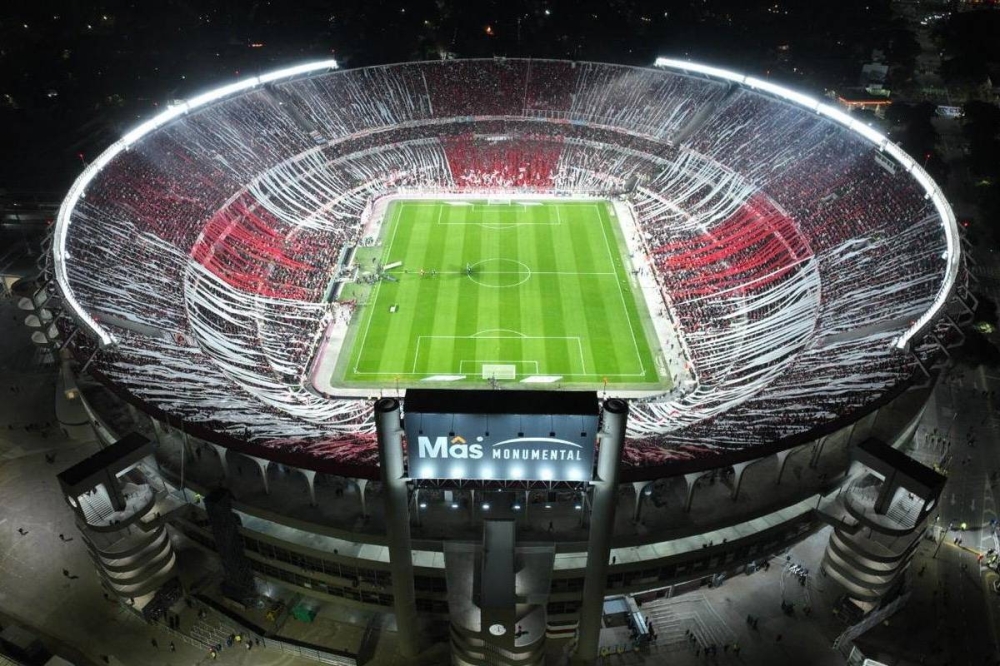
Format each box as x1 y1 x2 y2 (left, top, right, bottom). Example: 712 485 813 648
655 57 960 349
53 59 339 347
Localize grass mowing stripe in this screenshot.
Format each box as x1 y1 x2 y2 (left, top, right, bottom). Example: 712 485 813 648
537 210 573 374
414 204 451 373
600 203 652 378
474 207 498 373
336 199 667 388
566 205 607 375
438 205 470 373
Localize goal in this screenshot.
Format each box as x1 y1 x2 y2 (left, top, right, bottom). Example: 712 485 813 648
482 364 516 380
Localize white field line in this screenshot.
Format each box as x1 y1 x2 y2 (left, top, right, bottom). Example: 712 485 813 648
352 202 403 374
352 201 650 380
596 202 646 376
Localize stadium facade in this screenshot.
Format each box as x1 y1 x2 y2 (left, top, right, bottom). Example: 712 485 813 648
38 58 970 664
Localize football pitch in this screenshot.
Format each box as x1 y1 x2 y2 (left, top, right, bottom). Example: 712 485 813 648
333 200 668 390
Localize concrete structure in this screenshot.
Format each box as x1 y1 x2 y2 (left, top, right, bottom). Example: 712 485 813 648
50 368 944 663
56 433 179 607
820 438 946 609
36 55 972 665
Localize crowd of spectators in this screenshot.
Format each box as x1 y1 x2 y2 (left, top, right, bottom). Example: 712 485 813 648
57 59 953 468
443 134 562 189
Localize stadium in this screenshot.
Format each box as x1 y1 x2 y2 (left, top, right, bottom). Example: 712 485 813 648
46 58 967 664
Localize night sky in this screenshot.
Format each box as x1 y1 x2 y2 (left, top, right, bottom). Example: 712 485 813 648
0 0 917 196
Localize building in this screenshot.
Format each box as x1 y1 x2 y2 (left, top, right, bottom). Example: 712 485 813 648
45 58 966 664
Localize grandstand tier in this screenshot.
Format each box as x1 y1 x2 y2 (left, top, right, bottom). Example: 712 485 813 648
54 58 960 477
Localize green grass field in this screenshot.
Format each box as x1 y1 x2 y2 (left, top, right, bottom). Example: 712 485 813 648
334 200 667 390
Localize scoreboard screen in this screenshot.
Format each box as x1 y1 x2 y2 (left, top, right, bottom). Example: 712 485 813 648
403 390 598 482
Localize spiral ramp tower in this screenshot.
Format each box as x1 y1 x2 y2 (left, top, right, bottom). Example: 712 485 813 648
57 433 181 608
820 438 945 610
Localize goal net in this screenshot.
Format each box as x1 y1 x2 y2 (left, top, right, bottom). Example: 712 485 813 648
482 364 516 380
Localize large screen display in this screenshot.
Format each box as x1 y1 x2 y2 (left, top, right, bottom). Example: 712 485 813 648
403 390 598 482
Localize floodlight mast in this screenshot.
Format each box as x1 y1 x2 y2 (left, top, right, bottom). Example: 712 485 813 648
52 59 339 348
654 57 961 351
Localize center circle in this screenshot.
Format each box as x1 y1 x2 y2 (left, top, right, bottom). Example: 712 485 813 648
468 258 532 288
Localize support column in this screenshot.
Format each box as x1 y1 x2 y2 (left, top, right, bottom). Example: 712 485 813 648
469 489 476 526
357 479 368 518
632 481 653 523
730 461 752 501
775 450 794 485
683 472 702 513
874 470 898 516
375 398 420 658
809 436 827 469
101 470 127 511
413 488 421 527
300 469 317 506
573 399 628 666
843 420 860 448
209 444 230 480
247 456 271 495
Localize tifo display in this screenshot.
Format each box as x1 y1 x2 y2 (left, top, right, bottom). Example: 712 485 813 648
51 58 957 472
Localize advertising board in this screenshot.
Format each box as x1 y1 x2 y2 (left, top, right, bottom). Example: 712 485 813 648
404 390 598 482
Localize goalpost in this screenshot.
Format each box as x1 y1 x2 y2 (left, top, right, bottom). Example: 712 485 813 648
482 364 517 380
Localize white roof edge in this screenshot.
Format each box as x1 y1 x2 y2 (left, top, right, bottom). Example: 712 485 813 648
53 59 339 347
55 56 957 352
654 56 960 350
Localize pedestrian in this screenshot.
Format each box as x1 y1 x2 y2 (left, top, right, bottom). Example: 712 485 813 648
548 521 553 532
776 634 782 643
17 528 26 535
169 641 175 652
151 638 158 648
62 569 69 577
733 644 741 656
58 533 65 541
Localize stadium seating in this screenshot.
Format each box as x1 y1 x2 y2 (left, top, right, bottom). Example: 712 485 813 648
58 59 952 469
